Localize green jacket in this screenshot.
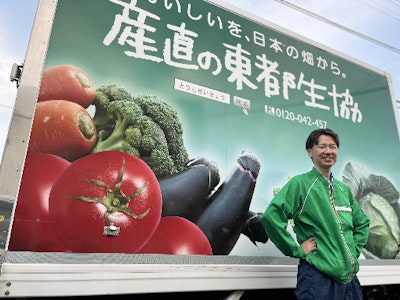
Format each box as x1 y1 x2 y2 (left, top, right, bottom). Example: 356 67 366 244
261 167 370 284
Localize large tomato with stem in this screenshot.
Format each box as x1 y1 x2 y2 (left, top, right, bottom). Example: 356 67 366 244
8 153 71 252
48 151 162 253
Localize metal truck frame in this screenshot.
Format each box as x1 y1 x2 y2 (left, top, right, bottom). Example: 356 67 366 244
0 0 399 297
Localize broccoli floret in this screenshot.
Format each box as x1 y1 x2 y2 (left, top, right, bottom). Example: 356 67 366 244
93 84 133 137
90 84 189 178
91 99 142 152
134 94 189 172
125 115 177 177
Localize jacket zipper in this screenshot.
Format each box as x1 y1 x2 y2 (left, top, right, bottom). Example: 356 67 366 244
329 174 355 282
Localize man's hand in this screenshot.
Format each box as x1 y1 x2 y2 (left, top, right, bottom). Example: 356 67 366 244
301 237 317 254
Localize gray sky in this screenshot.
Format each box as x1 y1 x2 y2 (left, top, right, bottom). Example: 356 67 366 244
1 0 399 161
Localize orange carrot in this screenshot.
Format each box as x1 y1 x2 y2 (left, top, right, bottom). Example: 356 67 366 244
28 100 97 161
38 65 96 108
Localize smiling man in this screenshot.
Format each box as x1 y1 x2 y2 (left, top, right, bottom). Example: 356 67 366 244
262 128 370 300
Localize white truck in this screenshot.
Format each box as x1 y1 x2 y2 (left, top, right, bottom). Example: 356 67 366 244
1 0 400 298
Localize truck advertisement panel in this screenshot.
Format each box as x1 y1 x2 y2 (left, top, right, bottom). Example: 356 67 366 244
7 0 400 261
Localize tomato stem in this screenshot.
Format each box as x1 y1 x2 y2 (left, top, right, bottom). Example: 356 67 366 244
71 159 150 225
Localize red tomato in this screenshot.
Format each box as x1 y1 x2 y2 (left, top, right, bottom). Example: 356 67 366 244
8 153 71 252
48 151 162 253
138 216 213 255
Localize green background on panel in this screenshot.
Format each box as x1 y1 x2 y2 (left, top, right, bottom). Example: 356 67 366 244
40 0 400 256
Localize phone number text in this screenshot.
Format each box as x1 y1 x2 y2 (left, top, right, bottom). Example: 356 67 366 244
265 105 327 128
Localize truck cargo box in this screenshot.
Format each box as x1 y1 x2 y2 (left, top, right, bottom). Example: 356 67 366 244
0 0 399 297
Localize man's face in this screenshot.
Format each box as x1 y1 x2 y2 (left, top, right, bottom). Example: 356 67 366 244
307 134 338 170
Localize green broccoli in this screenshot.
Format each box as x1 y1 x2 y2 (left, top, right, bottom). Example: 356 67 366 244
92 84 133 136
134 94 188 172
91 84 189 178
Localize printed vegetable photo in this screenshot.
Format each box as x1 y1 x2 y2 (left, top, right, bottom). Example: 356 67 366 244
9 64 268 255
8 0 400 259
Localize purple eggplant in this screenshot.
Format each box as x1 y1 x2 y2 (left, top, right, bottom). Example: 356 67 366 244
196 151 260 255
241 210 269 245
160 157 220 222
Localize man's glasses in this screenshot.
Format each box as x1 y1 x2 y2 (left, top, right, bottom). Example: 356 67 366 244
315 144 338 150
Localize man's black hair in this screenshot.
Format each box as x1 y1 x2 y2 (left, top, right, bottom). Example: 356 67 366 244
305 128 340 149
